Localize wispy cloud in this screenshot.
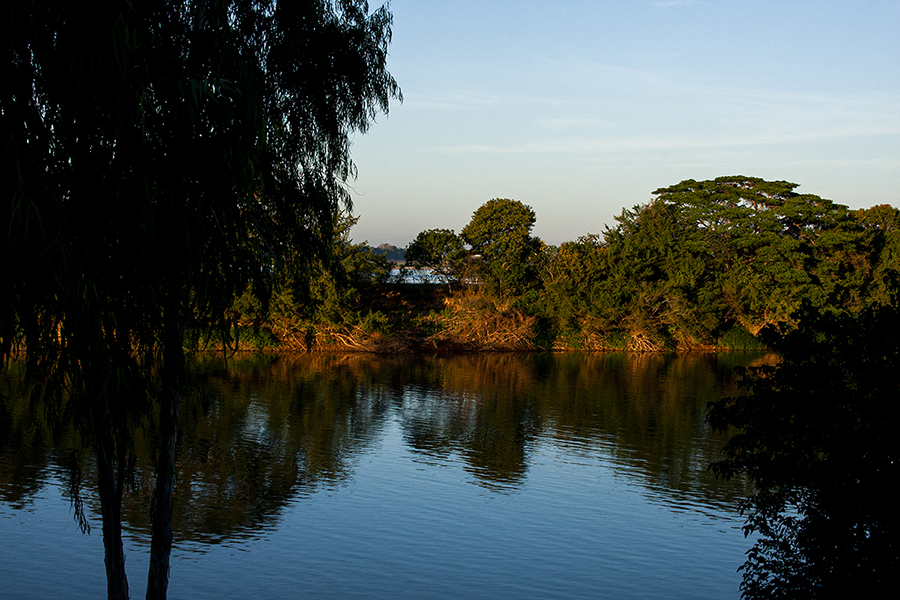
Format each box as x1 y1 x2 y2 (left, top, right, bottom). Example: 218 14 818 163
434 121 900 156
655 0 702 6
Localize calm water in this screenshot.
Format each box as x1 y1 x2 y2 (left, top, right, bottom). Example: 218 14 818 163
0 352 767 599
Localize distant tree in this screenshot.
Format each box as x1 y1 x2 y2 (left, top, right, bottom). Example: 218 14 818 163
370 243 407 262
708 306 899 598
461 198 543 298
273 213 393 330
653 176 861 334
1 2 399 599
405 228 467 287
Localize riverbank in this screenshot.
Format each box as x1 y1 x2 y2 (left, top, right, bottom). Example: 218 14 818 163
222 283 769 354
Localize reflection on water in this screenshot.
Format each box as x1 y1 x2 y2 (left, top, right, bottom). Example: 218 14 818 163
0 352 769 599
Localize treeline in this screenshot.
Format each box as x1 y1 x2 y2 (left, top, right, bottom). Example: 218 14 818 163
230 176 900 352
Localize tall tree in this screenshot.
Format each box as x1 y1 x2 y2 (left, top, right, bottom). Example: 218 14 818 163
461 198 543 298
1 1 400 599
600 199 719 349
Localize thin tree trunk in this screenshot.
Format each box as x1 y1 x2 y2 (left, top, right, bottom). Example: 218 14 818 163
95 428 130 600
145 386 176 600
146 323 184 600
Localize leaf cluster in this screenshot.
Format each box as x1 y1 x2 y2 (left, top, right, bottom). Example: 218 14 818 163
708 306 899 597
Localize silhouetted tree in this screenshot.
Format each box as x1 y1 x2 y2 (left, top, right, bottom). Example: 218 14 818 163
708 306 899 598
1 1 399 598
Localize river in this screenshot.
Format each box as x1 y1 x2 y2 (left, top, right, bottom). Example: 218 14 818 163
0 351 768 599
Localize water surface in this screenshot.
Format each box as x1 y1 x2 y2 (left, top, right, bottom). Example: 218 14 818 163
0 352 766 599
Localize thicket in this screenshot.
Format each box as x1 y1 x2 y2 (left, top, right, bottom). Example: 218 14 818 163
708 304 899 597
228 177 900 353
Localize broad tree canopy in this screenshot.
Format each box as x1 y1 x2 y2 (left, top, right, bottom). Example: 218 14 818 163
651 176 860 334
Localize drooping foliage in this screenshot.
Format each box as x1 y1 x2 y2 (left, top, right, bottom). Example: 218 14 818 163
1 1 399 598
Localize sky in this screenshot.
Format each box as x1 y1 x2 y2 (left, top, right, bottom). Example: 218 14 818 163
346 0 900 247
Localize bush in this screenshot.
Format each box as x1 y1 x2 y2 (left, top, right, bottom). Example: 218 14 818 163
718 325 767 350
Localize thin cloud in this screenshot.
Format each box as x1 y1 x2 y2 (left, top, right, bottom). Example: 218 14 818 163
656 0 702 6
434 124 900 156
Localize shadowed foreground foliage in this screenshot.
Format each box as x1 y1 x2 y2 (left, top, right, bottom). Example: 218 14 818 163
2 1 399 598
708 306 899 598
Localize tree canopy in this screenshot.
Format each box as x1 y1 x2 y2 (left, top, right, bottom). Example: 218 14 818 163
652 176 861 333
404 228 466 285
460 198 543 298
1 1 399 598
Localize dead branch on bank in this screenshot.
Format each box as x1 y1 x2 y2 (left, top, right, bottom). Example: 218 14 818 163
425 293 538 351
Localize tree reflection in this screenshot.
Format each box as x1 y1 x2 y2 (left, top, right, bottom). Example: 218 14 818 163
1 351 763 546
398 354 541 489
0 363 88 511
119 354 396 543
0 366 53 508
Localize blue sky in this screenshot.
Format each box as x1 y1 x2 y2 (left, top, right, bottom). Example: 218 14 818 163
347 0 900 246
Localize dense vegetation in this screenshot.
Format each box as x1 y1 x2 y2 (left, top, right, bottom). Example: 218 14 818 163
708 305 898 597
2 1 399 598
3 1 895 596
232 176 900 353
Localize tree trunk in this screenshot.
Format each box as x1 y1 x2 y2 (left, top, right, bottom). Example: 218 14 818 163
145 386 176 600
146 324 184 600
95 428 130 600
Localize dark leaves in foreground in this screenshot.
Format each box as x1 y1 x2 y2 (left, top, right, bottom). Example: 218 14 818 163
708 305 898 599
